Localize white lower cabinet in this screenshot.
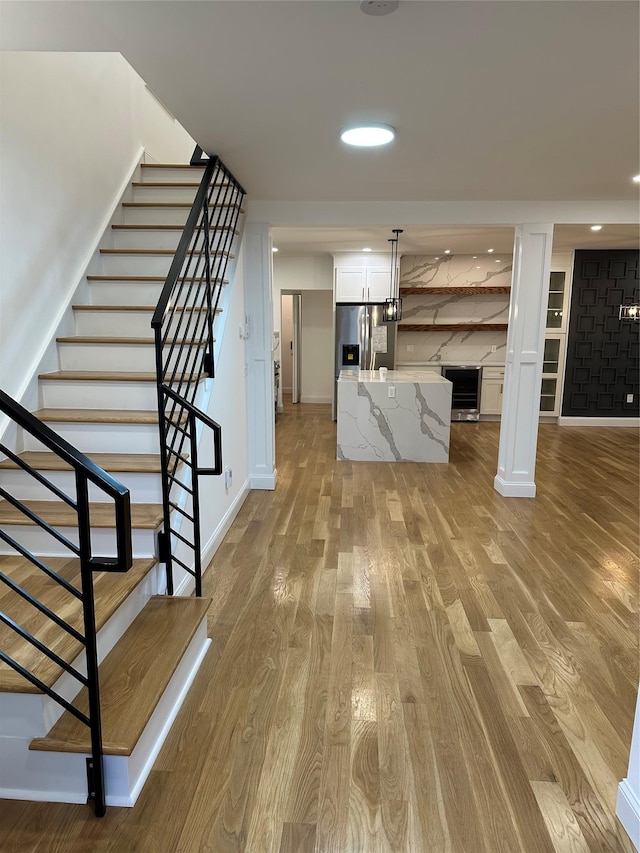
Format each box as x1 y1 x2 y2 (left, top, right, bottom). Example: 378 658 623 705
480 367 504 415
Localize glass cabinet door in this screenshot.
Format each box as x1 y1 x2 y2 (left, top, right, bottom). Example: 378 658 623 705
546 271 566 330
540 334 565 415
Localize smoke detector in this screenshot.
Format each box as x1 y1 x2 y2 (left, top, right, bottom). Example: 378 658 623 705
360 1 399 16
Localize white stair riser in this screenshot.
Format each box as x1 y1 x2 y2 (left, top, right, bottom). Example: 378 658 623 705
23 422 161 455
40 379 158 410
74 308 210 340
0 524 157 558
132 186 199 204
0 469 164 504
74 309 155 337
88 281 224 306
58 342 205 373
88 281 166 305
122 207 190 226
100 253 175 276
111 230 185 251
140 167 206 183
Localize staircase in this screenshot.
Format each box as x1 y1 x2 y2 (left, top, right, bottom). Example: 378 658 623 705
0 158 245 811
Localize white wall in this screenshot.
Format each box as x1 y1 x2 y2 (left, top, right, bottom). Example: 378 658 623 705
196 250 250 576
272 254 333 357
301 290 333 404
0 51 195 406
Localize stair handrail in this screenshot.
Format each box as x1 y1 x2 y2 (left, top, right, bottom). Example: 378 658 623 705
151 149 245 597
0 388 133 816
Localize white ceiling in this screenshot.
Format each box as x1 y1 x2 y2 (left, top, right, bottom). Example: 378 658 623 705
2 0 639 255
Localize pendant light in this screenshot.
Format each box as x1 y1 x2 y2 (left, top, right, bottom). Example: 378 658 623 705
384 228 403 322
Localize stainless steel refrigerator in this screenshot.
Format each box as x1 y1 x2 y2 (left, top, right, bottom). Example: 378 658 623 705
333 303 397 418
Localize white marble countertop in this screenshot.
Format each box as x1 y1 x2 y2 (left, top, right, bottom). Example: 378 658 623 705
338 369 450 384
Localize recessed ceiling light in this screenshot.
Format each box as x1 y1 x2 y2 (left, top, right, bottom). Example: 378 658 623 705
272 247 279 252
434 257 440 260
495 259 501 263
487 248 494 253
362 247 372 252
590 225 602 231
633 175 640 183
340 124 395 147
472 256 478 259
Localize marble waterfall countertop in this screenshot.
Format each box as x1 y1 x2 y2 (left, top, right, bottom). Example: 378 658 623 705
337 369 452 463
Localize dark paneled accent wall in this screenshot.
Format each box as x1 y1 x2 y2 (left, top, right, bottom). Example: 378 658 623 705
562 250 639 417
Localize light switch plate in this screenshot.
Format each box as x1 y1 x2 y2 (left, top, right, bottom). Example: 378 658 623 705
388 385 396 398
627 393 634 403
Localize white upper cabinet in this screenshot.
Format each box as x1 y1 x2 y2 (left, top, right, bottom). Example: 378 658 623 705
334 253 394 303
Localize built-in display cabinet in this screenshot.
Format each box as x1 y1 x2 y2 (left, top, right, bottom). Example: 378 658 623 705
540 264 572 416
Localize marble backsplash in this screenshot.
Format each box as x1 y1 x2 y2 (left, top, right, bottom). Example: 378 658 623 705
396 329 507 365
398 254 512 366
401 254 513 288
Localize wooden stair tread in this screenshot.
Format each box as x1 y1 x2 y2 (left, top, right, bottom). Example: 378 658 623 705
112 224 237 233
86 276 228 284
0 555 156 692
140 163 205 169
0 451 163 474
87 275 166 282
122 202 243 213
131 182 228 188
38 370 200 384
33 409 160 425
56 337 208 346
73 305 214 313
30 596 210 755
0 500 164 529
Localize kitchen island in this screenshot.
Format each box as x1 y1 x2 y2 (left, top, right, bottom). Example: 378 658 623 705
337 369 452 462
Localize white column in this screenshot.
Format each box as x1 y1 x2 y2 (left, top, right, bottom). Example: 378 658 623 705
617 685 640 850
243 223 277 490
494 223 553 498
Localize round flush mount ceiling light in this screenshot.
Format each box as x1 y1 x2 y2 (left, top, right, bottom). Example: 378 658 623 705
360 1 399 16
340 124 395 147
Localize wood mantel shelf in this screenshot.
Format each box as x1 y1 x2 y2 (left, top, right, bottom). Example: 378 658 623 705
399 286 511 295
398 323 508 332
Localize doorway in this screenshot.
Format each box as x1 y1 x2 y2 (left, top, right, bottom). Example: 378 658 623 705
280 293 301 404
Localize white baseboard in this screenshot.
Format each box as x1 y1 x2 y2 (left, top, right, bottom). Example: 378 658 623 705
173 481 251 597
617 780 640 852
301 395 332 404
493 475 536 498
250 470 277 490
558 417 640 427
201 482 250 570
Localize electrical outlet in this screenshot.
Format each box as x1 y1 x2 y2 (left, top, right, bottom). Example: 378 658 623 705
491 345 497 353
224 467 233 489
388 385 396 398
627 393 634 403
406 344 414 352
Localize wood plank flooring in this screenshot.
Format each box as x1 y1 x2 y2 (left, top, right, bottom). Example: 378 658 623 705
0 404 637 852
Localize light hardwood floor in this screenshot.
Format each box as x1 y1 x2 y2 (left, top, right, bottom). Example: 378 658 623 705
1 404 638 852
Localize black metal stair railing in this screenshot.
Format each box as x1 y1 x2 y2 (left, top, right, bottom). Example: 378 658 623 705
0 388 133 817
151 148 245 596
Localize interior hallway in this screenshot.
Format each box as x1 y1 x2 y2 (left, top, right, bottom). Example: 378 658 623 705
0 403 638 852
